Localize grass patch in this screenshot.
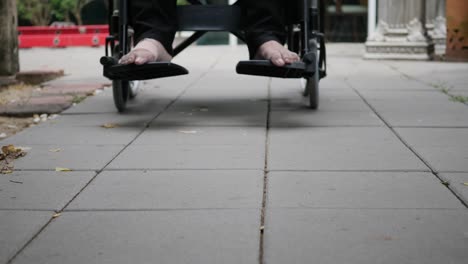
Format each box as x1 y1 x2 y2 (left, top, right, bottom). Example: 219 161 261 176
71 95 87 104
431 82 467 104
449 95 468 104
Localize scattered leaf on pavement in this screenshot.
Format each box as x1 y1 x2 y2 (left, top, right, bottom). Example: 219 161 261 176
49 148 62 153
178 130 198 134
101 123 119 129
55 167 72 172
0 145 28 174
52 213 61 218
463 182 468 186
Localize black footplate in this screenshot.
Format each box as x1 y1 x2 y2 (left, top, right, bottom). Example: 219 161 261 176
100 56 189 81
236 60 312 79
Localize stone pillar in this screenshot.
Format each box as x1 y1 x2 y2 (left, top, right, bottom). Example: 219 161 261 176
426 0 446 57
365 0 434 60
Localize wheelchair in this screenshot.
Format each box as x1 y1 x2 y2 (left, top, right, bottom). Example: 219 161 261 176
100 0 327 112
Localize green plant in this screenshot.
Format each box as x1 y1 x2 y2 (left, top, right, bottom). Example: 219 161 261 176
50 0 93 25
449 95 468 104
17 0 52 26
17 0 94 25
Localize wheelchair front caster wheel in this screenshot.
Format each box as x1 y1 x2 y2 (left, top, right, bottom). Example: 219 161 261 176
306 74 319 109
113 80 130 112
129 80 140 100
302 75 319 110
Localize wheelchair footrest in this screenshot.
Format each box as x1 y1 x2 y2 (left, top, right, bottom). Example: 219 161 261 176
236 60 308 79
101 57 189 81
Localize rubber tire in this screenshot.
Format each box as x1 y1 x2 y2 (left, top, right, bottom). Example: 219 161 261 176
307 72 319 109
113 80 130 113
307 39 319 109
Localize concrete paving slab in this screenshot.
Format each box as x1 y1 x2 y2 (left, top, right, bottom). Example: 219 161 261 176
0 211 52 264
12 210 260 264
396 128 468 172
450 85 468 92
107 144 264 170
61 92 117 114
154 99 268 127
268 127 427 171
270 78 364 109
264 208 468 264
328 57 400 79
12 145 124 171
346 76 434 91
269 81 382 127
0 171 95 210
133 126 265 146
38 113 153 128
62 81 182 115
270 108 383 128
182 70 269 100
440 173 468 205
358 90 468 127
268 171 463 209
386 61 468 88
68 170 262 210
5 125 140 145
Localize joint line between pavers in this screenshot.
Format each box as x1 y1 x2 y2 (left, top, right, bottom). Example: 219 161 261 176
347 80 468 209
259 78 272 264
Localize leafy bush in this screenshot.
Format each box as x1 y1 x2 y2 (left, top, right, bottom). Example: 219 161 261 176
17 0 93 26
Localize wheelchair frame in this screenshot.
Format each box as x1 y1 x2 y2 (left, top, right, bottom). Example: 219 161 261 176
103 0 327 112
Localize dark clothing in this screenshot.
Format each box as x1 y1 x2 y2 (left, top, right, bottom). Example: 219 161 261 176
129 0 286 58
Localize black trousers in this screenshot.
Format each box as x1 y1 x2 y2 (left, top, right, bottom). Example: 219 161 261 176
130 0 287 58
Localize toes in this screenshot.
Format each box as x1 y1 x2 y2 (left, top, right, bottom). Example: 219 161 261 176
281 51 300 64
270 51 286 67
134 55 149 65
119 53 136 64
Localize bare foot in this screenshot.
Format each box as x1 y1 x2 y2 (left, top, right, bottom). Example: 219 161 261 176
255 40 300 67
119 38 172 65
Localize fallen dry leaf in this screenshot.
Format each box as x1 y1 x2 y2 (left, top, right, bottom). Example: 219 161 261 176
0 145 27 165
178 130 198 134
463 183 468 186
55 167 72 172
101 123 119 129
49 148 62 153
52 213 61 218
2 145 21 155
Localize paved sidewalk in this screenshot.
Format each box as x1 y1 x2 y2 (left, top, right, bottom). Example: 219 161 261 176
1 44 468 264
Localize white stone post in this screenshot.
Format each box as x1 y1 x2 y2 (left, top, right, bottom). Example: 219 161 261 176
426 0 446 56
365 0 434 60
367 0 377 37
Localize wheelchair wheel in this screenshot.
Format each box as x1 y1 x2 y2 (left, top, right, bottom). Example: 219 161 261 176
113 80 130 112
303 39 319 109
111 43 141 111
306 73 319 109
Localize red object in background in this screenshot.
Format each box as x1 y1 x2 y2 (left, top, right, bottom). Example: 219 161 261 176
18 25 109 48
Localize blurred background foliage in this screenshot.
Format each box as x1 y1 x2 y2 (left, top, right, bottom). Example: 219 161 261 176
17 0 191 26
